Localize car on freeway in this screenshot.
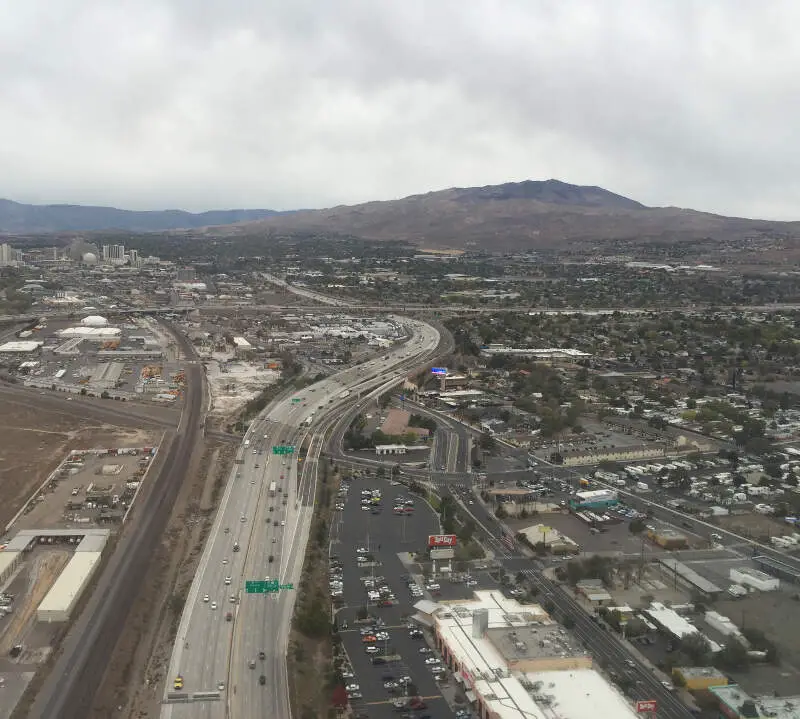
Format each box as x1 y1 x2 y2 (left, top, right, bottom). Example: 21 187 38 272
203 594 210 602
258 650 266 660
259 674 266 685
217 682 225 691
225 612 233 621
210 601 217 610
224 527 230 533
224 576 232 585
173 675 184 690
240 515 247 522
222 557 228 564
281 520 285 526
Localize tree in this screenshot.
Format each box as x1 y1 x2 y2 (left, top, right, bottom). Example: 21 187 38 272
717 638 750 670
629 518 648 535
680 633 712 665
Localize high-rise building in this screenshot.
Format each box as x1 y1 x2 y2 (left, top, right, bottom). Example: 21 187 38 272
0 243 18 266
129 249 140 267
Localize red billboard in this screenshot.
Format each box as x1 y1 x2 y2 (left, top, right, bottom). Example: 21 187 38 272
428 534 457 547
636 700 658 713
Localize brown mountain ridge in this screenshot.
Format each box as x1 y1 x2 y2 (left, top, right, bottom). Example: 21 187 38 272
237 179 799 251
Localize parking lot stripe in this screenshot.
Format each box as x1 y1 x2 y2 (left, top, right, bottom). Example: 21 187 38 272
365 695 444 705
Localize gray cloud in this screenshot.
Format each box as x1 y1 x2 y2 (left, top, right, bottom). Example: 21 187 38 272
1 0 799 218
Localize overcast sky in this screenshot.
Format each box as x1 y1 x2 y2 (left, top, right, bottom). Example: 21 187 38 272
2 0 798 218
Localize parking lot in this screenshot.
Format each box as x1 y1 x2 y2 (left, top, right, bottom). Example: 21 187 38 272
331 477 460 718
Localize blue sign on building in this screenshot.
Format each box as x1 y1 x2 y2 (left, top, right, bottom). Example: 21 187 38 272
431 367 447 375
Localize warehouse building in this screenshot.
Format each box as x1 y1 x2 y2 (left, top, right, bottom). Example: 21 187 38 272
416 591 638 719
0 552 21 585
730 566 780 592
657 558 722 599
569 489 619 511
37 551 102 622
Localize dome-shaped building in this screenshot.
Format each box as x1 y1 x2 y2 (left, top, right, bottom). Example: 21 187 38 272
82 252 98 265
80 315 108 327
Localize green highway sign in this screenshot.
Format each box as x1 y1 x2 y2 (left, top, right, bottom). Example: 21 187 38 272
291 398 301 403
245 580 294 594
272 445 295 455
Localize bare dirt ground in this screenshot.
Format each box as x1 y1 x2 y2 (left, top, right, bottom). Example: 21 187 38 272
0 550 70 656
715 591 800 695
0 395 166 532
714 513 795 542
89 438 236 718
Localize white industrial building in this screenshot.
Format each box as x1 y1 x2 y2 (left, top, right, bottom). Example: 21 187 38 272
413 591 637 719
80 315 109 327
644 602 721 652
37 551 102 622
56 326 121 338
0 340 43 353
0 552 21 584
730 566 780 592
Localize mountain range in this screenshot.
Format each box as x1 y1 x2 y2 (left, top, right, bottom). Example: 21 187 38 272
0 198 281 233
2 180 797 250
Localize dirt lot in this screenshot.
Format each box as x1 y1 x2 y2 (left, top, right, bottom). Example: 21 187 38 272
714 513 796 543
0 391 166 532
715 590 800 695
89 438 236 718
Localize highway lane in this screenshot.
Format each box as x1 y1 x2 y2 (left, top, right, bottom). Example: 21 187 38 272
162 318 443 719
29 323 204 719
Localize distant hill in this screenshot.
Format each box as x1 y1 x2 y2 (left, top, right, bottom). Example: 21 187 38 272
4 179 799 250
238 179 800 251
0 198 282 233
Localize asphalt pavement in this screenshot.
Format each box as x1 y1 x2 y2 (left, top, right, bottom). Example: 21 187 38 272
332 477 456 719
161 318 443 719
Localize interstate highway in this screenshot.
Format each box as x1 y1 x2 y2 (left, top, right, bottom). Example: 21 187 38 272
162 318 441 719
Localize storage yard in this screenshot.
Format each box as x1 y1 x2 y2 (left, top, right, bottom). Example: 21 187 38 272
12 446 159 531
0 315 186 404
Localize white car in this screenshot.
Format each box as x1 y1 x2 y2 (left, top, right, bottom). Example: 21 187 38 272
280 521 285 527
210 601 217 610
203 594 210 602
345 683 360 691
224 577 232 585
424 657 439 665
356 548 368 554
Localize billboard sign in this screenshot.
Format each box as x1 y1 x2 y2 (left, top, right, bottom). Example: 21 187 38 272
636 700 658 713
431 367 447 375
428 534 457 547
430 548 455 560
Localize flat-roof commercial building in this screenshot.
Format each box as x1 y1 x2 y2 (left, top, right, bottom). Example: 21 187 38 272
37 551 102 622
0 552 21 585
0 340 43 353
644 602 721 653
673 666 728 692
657 558 722 599
418 591 636 719
710 685 800 719
731 565 781 591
